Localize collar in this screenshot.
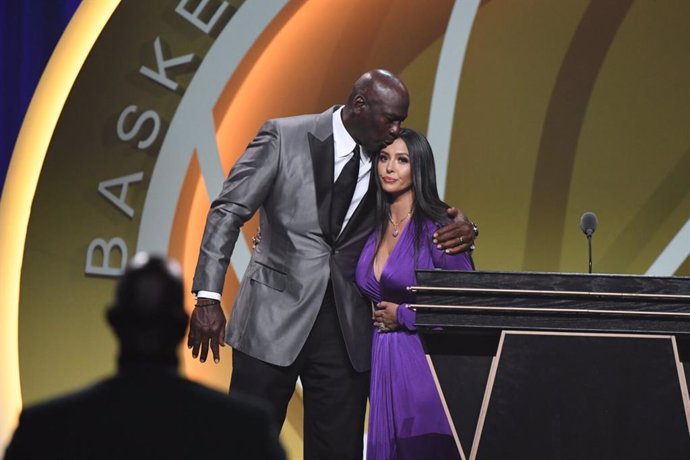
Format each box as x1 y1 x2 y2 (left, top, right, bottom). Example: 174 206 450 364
333 106 358 159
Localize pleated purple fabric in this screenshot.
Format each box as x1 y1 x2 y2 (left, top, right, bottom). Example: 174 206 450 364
356 220 473 460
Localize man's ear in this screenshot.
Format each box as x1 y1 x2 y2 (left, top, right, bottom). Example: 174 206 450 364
352 94 367 112
106 306 117 326
106 306 125 331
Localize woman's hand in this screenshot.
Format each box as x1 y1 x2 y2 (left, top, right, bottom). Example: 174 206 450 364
373 301 400 332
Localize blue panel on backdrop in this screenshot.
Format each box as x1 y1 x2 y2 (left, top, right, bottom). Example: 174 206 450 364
0 0 82 199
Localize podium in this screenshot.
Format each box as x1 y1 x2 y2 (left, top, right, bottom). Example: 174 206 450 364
411 270 690 460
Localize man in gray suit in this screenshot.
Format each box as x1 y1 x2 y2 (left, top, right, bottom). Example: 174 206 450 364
188 69 476 459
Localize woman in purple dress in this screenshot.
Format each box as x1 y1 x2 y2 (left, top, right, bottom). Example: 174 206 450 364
356 128 474 460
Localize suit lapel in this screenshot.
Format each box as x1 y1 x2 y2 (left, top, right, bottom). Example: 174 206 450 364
308 105 372 246
309 132 335 245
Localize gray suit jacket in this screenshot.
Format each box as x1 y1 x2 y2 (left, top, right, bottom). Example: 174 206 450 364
192 107 376 372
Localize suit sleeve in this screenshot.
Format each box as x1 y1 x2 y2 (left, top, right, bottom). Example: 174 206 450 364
192 120 280 294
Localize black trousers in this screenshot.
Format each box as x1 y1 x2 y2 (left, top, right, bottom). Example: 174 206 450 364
230 284 369 460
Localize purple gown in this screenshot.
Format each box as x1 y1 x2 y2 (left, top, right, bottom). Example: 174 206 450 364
355 219 473 460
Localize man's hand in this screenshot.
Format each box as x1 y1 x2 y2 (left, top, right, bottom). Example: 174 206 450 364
373 301 400 333
433 208 477 255
188 301 226 363
251 226 262 249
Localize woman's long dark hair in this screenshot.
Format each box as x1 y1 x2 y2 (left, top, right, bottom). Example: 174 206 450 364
374 128 451 253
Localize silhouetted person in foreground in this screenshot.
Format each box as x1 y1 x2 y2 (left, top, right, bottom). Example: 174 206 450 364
5 253 285 460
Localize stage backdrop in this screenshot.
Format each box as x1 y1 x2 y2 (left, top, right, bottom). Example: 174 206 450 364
2 0 689 457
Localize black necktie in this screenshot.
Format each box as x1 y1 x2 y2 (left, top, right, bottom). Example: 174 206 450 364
330 145 360 240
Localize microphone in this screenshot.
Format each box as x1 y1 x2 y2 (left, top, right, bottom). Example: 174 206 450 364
579 212 598 237
579 212 598 273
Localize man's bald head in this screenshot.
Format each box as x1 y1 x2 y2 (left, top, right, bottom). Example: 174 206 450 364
107 253 188 360
346 69 408 107
342 69 409 153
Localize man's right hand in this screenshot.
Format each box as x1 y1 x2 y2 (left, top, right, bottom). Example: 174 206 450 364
433 208 477 254
188 301 226 363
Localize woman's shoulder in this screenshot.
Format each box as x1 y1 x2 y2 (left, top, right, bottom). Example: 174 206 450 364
419 216 447 235
418 217 474 271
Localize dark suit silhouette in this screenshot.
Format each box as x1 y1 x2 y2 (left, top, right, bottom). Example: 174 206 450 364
5 254 285 460
5 365 284 460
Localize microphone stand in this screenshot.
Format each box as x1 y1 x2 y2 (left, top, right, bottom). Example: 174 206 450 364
587 233 593 274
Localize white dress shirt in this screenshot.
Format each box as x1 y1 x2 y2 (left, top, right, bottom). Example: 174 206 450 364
332 106 372 234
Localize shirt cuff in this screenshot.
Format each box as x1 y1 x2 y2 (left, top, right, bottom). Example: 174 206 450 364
196 290 221 301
